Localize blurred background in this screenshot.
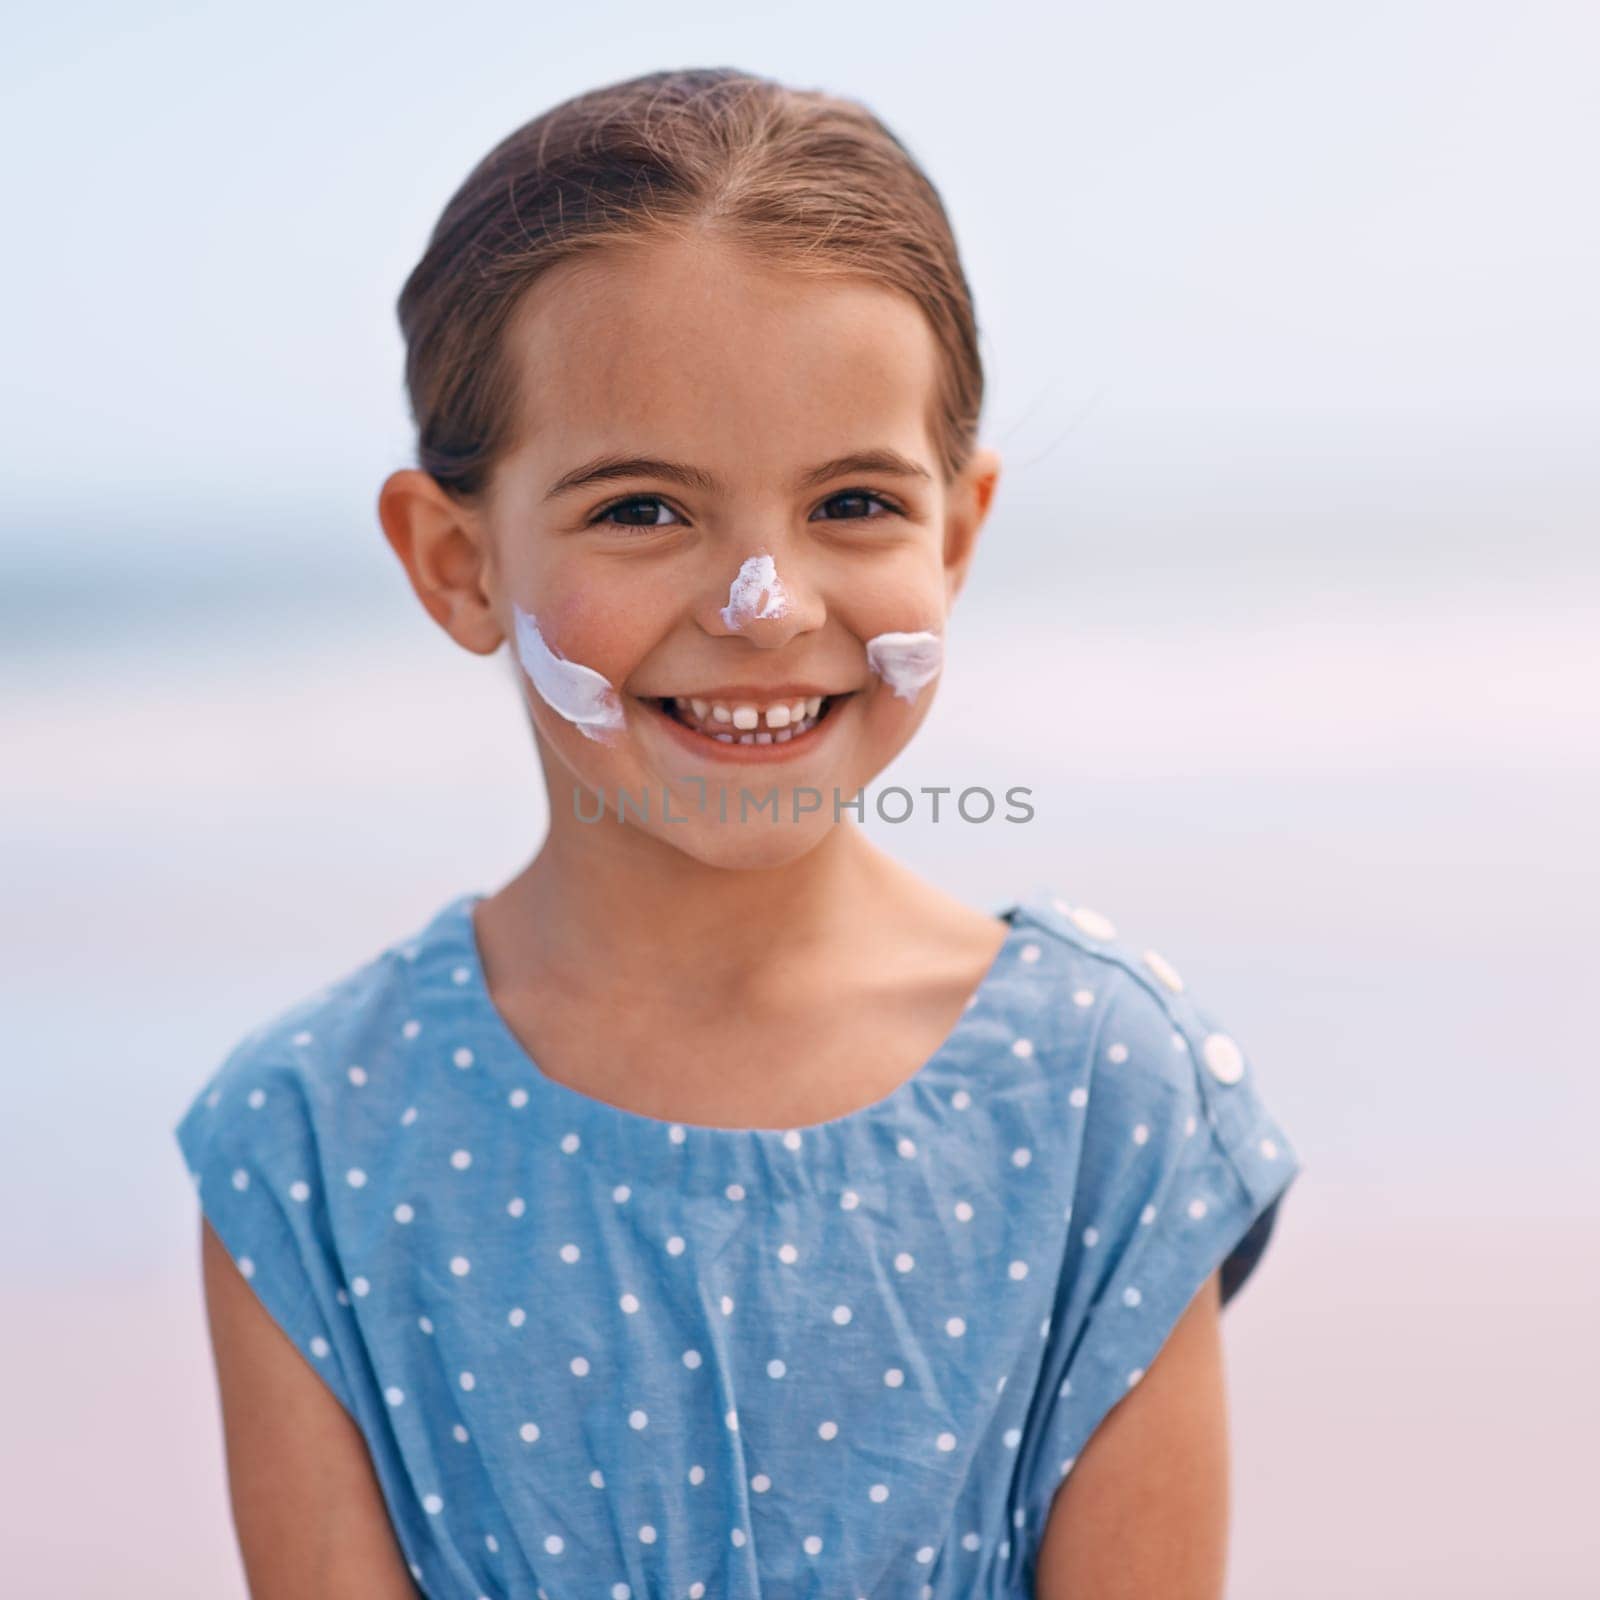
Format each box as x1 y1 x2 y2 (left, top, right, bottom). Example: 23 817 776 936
4 1 1596 1594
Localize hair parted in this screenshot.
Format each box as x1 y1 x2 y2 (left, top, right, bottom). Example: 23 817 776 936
395 66 984 501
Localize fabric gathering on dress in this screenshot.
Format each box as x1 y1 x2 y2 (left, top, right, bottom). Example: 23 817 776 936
173 885 1303 1599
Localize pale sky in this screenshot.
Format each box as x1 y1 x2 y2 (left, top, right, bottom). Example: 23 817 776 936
4 0 1596 597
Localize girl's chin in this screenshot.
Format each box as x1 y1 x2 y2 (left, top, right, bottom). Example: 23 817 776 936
648 816 837 870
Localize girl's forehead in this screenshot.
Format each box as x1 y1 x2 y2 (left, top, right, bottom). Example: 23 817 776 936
518 233 921 339
502 241 943 455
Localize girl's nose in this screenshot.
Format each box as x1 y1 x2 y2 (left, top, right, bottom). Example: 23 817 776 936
701 550 824 645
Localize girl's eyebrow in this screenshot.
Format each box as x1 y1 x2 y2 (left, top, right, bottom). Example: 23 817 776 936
544 448 933 501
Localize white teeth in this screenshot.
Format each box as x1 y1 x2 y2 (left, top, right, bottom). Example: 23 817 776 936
683 710 820 744
666 694 832 744
679 695 830 726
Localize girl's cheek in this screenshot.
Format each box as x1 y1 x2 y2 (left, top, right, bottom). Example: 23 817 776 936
506 578 656 745
834 565 950 705
864 628 944 703
512 580 642 685
511 601 625 743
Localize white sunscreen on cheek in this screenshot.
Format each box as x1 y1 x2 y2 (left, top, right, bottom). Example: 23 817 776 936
719 553 790 629
865 629 944 702
511 601 626 742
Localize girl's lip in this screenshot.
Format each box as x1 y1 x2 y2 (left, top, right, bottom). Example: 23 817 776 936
653 683 844 702
637 692 852 764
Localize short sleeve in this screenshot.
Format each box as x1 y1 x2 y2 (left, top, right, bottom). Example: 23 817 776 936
1014 963 1304 1537
173 1036 362 1424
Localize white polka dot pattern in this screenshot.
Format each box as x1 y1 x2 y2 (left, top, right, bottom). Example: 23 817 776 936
1141 948 1184 992
171 884 1301 1595
1202 1031 1246 1084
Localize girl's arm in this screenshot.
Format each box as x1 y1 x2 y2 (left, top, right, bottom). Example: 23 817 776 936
1033 1269 1230 1600
199 1217 418 1599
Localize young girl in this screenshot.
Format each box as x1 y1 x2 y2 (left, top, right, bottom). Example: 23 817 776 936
175 66 1302 1600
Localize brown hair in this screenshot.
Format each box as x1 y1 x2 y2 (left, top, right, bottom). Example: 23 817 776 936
395 66 984 502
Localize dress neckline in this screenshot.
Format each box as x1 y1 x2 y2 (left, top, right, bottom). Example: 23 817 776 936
441 891 1031 1141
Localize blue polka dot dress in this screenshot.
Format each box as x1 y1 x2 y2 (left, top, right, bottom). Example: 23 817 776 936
173 885 1303 1599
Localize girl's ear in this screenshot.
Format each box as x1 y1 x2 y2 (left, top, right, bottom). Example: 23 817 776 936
376 469 504 656
943 446 1002 606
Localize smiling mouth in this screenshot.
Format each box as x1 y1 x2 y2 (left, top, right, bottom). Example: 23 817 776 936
644 693 849 745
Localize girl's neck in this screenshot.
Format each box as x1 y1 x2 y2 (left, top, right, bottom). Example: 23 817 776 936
479 819 972 1015
515 819 904 990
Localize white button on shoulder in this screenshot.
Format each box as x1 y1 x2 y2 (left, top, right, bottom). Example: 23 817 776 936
1141 948 1184 992
1202 1031 1245 1084
1068 905 1117 940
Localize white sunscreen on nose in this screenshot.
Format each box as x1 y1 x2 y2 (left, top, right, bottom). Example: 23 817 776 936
719 553 790 629
511 602 626 742
865 629 944 702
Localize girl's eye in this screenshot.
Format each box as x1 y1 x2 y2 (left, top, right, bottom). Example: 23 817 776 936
812 489 902 522
590 489 902 528
590 496 683 529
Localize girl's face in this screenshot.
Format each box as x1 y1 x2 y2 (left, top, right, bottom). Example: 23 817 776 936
422 235 998 869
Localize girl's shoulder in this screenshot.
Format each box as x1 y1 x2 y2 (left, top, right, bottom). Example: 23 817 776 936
169 890 481 1423
176 890 479 1121
995 886 1307 1544
1004 884 1302 1240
